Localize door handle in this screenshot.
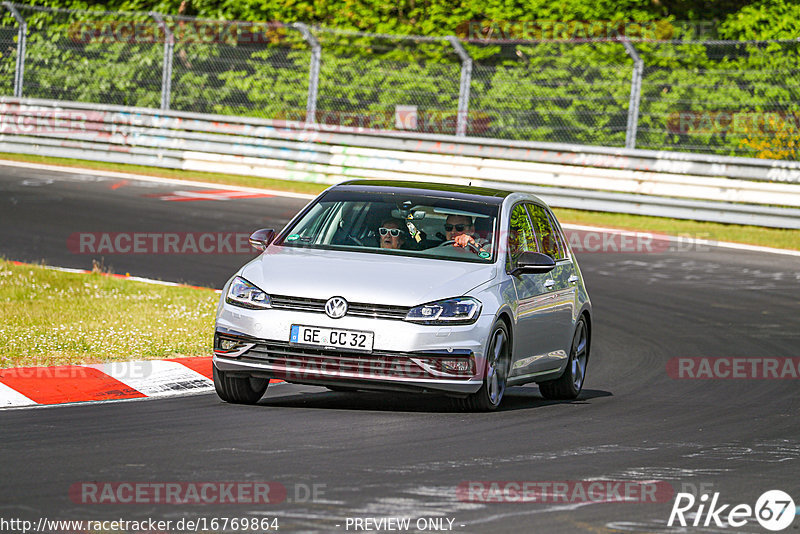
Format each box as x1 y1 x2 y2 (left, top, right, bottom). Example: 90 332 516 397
544 279 555 290
568 275 579 285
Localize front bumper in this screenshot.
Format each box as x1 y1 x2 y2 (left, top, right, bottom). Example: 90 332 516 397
213 336 484 395
212 304 494 395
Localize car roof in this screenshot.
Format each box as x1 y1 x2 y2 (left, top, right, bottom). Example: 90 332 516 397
332 180 514 205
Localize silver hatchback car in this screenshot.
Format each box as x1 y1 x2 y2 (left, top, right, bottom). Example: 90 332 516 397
213 180 592 410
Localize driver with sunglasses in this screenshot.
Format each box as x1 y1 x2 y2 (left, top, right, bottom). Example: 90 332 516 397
445 214 488 254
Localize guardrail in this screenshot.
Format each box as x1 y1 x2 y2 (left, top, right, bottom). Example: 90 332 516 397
2 97 800 229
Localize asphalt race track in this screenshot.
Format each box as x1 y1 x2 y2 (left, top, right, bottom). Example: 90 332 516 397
1 165 799 533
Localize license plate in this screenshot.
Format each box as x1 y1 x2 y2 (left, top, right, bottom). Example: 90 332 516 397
290 325 374 352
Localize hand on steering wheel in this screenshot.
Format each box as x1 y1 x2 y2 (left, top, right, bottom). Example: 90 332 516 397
438 239 481 253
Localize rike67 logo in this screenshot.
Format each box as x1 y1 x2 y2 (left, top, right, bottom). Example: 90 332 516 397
669 490 796 531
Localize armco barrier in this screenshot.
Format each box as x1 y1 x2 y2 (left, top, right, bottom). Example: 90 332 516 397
2 97 800 229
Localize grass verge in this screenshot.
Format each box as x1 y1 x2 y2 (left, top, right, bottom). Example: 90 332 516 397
0 153 797 251
554 209 800 251
0 259 217 368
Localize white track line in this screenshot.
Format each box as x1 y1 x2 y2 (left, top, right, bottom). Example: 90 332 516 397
0 388 216 411
0 159 316 199
12 261 221 292
1 159 796 257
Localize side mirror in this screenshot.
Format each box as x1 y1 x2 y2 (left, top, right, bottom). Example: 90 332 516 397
511 251 556 275
249 228 275 251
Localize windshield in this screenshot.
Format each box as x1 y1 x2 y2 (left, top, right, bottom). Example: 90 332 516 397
277 190 500 263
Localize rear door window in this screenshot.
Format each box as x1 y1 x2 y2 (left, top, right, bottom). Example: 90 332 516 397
507 204 539 267
526 203 566 261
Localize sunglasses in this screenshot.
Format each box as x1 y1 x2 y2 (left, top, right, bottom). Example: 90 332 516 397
378 227 402 237
444 224 469 232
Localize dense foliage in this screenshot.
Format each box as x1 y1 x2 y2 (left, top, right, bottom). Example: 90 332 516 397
17 0 800 38
2 0 799 159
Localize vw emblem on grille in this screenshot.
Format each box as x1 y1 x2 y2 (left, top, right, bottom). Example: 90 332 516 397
325 297 348 319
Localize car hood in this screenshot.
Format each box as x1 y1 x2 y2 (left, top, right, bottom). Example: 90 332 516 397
239 246 497 307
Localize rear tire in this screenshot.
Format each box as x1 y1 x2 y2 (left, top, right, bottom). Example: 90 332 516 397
213 365 269 404
455 321 510 412
539 317 589 400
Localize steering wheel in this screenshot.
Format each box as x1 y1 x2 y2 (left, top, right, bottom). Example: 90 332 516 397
437 239 481 254
345 235 364 246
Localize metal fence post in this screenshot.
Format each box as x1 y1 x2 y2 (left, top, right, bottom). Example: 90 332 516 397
293 23 320 124
620 38 643 150
150 12 174 111
3 2 27 98
447 36 472 137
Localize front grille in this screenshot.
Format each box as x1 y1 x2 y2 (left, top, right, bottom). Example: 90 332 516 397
235 341 472 381
269 295 410 320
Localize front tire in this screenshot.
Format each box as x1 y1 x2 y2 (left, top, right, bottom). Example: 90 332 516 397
456 321 510 412
213 365 269 404
539 317 589 400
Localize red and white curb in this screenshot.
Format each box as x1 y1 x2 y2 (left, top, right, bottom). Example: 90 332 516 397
2 262 226 409
1 262 273 410
0 357 215 408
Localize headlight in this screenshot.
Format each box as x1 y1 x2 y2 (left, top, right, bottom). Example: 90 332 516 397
225 276 271 309
405 297 481 325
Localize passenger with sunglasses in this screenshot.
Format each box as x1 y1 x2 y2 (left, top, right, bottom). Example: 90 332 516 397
378 219 407 250
444 215 488 254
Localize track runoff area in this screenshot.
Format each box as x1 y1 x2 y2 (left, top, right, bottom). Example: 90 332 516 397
0 161 798 533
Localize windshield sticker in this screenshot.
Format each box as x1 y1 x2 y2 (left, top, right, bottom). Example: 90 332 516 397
479 251 491 259
286 234 300 241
